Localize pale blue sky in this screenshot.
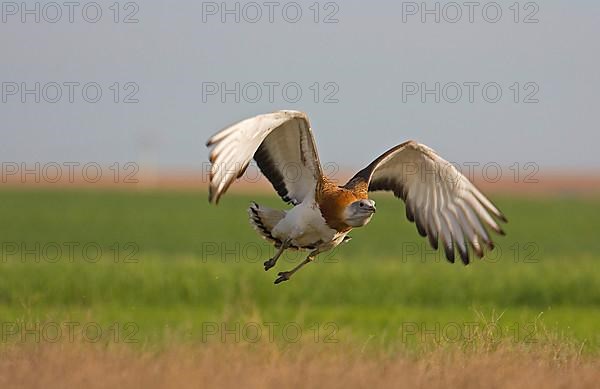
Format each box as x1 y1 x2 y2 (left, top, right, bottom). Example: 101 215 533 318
1 0 599 173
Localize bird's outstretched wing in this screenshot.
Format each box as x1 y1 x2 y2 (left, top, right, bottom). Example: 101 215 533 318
206 110 323 204
345 141 507 264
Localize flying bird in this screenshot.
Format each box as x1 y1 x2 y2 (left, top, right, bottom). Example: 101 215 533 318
206 110 507 284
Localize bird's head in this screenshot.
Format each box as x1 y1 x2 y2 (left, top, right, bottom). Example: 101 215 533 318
343 199 376 227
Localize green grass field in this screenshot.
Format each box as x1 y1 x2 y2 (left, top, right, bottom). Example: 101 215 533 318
0 189 599 352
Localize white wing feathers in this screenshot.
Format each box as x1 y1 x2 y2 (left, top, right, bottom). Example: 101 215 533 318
206 110 323 204
346 141 507 264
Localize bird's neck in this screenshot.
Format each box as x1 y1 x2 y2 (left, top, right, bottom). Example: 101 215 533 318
317 179 367 232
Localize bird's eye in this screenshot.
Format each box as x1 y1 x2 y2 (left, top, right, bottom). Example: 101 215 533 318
359 203 364 207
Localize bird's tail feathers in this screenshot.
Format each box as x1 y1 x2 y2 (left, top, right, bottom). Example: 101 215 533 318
248 202 286 245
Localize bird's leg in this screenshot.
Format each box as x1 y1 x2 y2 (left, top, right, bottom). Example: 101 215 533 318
274 251 317 284
264 239 291 271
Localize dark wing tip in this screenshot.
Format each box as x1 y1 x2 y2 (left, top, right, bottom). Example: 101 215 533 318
428 233 439 250
458 245 470 265
415 218 427 237
444 243 455 264
206 137 216 147
406 207 415 222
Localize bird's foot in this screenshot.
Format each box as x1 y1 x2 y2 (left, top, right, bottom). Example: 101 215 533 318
263 258 277 271
274 271 292 284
